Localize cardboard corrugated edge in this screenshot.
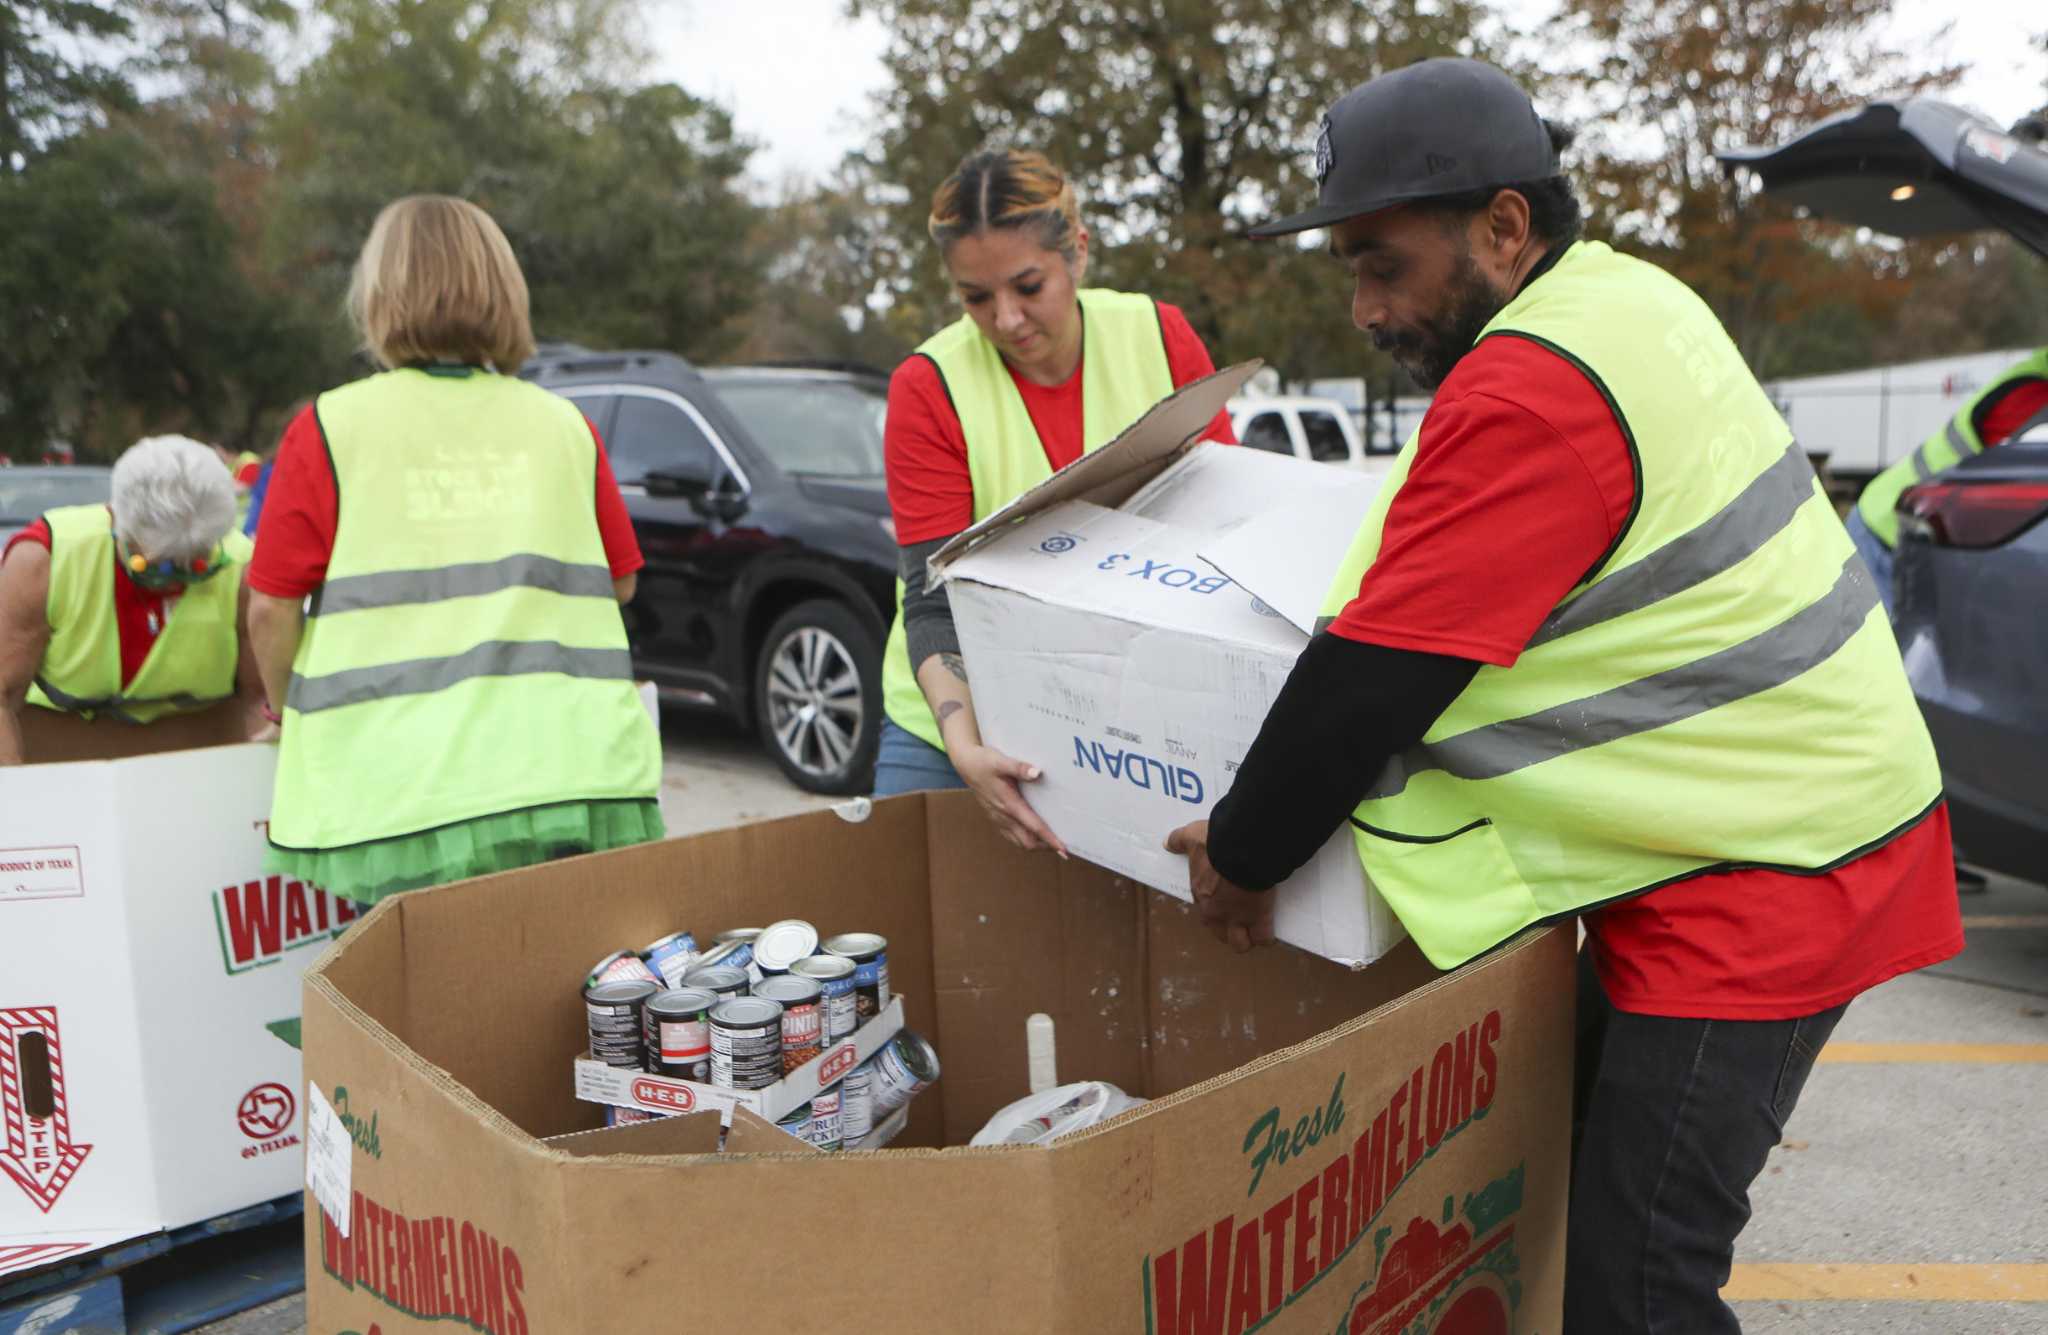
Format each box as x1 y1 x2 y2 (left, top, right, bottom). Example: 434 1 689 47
931 359 1263 576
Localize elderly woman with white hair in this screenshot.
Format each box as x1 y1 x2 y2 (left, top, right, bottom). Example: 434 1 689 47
0 434 264 764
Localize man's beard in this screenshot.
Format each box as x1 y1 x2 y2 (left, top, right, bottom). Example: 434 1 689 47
1371 247 1508 390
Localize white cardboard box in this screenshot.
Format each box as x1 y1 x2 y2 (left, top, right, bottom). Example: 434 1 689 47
0 716 338 1279
934 363 1405 967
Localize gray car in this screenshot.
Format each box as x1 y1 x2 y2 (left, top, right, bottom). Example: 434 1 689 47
1722 101 2048 881
0 465 115 546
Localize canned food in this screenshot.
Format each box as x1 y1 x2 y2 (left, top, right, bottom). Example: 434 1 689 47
586 949 662 990
679 964 749 1000
839 1061 874 1143
607 1105 657 1128
643 987 716 1081
584 979 659 1070
868 1029 940 1117
641 932 701 989
753 974 823 1073
709 996 784 1091
805 1086 844 1152
715 928 762 946
752 919 820 976
789 954 857 1043
822 933 890 1021
698 939 756 978
775 1103 811 1143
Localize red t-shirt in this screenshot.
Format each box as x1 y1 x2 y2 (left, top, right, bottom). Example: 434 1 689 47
248 404 644 599
1979 376 2048 445
1327 335 1963 1020
886 300 1237 544
4 508 193 689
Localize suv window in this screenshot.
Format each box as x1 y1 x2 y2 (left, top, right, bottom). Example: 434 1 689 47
1240 411 1293 456
712 377 886 477
608 394 720 487
1300 410 1351 463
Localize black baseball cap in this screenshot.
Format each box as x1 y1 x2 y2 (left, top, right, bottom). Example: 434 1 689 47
1250 58 1559 237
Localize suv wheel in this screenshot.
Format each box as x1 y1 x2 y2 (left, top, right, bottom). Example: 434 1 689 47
755 599 880 795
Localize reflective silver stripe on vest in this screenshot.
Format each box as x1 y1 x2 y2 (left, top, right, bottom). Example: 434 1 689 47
1366 554 1881 799
310 555 615 617
31 675 227 724
287 640 633 714
1910 443 1934 482
1946 417 1976 458
1530 442 1814 648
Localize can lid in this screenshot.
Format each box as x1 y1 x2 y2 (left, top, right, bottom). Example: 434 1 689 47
891 1030 941 1081
752 919 820 972
715 928 763 944
753 974 822 1005
695 940 744 969
822 932 886 959
712 996 784 1027
584 980 660 1004
789 954 855 981
680 965 748 990
646 987 718 1016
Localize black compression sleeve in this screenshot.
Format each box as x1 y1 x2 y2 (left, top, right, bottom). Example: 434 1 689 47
1206 635 1483 891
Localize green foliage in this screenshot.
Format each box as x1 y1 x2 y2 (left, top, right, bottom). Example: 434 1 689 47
0 0 134 168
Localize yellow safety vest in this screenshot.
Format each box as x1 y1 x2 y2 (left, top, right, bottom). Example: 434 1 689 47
1319 242 1944 969
267 367 661 851
1857 348 2048 548
881 289 1176 750
29 504 249 724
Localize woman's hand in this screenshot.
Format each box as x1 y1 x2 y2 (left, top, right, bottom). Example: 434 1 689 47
951 741 1068 856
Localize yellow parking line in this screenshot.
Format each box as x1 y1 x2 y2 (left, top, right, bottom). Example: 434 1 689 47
1960 914 2048 929
1725 1262 2048 1301
1815 1042 2048 1064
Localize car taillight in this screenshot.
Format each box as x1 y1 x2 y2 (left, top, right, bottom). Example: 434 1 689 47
1896 480 2048 548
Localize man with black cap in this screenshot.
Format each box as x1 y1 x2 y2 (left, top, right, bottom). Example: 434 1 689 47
1165 58 1963 1333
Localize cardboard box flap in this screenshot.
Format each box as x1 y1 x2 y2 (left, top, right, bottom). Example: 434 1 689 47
931 360 1262 574
545 1111 723 1158
726 1107 821 1155
1195 475 1385 637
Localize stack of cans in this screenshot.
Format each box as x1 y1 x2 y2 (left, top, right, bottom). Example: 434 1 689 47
579 919 932 1151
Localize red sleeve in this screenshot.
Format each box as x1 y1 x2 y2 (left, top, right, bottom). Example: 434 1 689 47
1326 339 1637 667
1979 376 2048 446
590 420 644 579
3 517 52 563
234 460 263 486
1157 302 1237 444
884 355 977 545
247 405 338 599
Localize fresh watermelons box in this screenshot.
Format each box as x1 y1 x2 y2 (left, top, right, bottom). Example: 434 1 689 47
1 706 326 1278
300 789 1571 1333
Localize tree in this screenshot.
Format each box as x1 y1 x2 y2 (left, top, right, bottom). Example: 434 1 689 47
845 0 1501 382
265 0 764 369
0 0 132 170
1559 0 1960 377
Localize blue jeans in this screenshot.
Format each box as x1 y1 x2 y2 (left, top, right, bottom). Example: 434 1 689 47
871 717 968 797
1567 947 1847 1334
1845 507 1896 619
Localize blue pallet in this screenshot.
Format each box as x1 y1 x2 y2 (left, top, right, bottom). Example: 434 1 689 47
0 1194 304 1334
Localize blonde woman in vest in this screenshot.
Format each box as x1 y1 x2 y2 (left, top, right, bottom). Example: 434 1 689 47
876 148 1235 847
0 435 265 764
245 195 663 904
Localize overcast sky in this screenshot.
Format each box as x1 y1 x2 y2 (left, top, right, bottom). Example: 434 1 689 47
647 0 2045 188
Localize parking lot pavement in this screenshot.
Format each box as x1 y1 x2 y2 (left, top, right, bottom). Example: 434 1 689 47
196 737 2044 1334
1728 868 2048 1331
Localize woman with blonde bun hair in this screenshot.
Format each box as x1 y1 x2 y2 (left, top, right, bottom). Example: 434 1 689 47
245 195 663 904
875 149 1235 850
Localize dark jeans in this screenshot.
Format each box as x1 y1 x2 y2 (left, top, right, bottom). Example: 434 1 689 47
1567 946 1847 1334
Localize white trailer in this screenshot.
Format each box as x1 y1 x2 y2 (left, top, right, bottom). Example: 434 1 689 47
1764 346 2038 482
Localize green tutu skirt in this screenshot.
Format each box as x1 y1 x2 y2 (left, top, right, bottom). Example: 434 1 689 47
265 798 665 906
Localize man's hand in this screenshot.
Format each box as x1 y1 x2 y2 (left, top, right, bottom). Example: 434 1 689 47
1165 820 1276 953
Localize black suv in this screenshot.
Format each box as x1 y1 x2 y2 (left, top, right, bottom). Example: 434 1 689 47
522 350 897 794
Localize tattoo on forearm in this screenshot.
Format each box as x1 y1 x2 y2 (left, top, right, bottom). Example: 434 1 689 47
939 652 968 683
936 700 964 725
